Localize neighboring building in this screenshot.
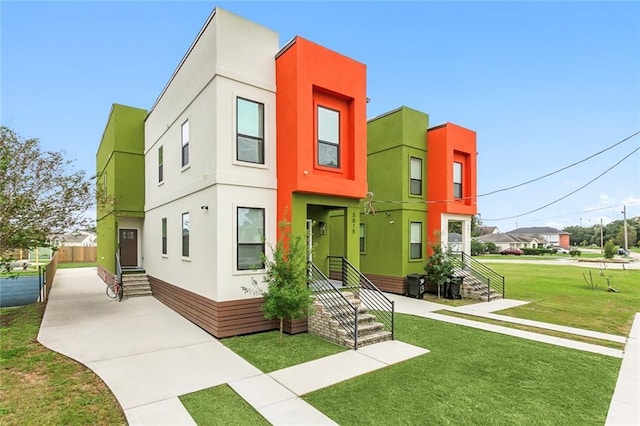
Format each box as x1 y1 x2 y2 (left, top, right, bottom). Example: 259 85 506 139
97 8 367 337
478 226 499 236
358 107 478 294
507 226 570 248
477 233 547 252
52 231 97 247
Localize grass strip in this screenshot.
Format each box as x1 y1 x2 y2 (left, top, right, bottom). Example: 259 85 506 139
305 313 620 425
222 330 346 373
436 310 625 350
0 303 125 425
180 384 269 426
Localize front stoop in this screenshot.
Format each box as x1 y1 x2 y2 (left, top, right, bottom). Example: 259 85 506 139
309 291 392 349
460 276 502 301
121 273 152 298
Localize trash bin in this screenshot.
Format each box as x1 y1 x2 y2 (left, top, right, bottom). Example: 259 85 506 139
406 273 425 299
447 276 464 299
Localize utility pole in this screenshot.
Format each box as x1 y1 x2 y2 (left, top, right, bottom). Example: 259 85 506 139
600 218 604 255
622 205 629 255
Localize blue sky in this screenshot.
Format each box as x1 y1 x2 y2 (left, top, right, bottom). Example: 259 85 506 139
2 1 639 231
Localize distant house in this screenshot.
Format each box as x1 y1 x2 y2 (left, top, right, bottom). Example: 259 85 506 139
52 232 97 247
477 233 547 252
506 227 570 248
478 226 499 236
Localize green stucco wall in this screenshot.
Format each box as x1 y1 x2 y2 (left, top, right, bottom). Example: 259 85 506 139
96 104 146 274
290 193 360 276
361 107 429 279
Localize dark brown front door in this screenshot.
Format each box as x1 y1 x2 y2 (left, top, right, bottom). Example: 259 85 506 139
119 229 138 267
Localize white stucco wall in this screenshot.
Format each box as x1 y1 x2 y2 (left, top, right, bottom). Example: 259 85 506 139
143 8 279 302
441 213 472 255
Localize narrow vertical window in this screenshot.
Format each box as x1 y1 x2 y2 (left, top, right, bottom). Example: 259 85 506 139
453 161 462 199
237 207 265 270
161 218 167 255
181 212 190 257
237 98 264 164
181 120 190 168
410 157 422 196
410 222 422 260
158 146 164 183
317 106 340 167
359 223 366 253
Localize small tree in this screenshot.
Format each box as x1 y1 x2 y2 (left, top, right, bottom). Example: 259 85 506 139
603 240 616 259
470 238 485 256
424 241 456 298
244 221 314 344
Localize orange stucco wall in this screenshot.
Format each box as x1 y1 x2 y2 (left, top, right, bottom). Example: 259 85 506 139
275 37 367 225
426 123 478 242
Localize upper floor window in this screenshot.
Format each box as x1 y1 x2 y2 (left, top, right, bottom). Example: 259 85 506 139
237 207 265 270
237 98 264 164
317 106 340 168
410 222 422 260
453 161 462 199
181 120 190 168
410 157 422 196
161 218 167 255
181 212 190 257
158 146 164 183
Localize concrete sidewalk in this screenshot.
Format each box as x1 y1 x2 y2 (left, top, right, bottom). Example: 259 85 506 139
37 268 427 425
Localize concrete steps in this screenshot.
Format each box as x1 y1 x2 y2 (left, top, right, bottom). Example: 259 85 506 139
121 273 152 298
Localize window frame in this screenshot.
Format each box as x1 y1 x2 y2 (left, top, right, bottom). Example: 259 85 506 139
161 217 167 256
453 161 463 199
236 97 265 165
181 212 190 258
359 223 366 254
409 156 422 196
409 221 422 260
158 146 164 184
316 105 341 168
181 119 190 169
236 207 265 271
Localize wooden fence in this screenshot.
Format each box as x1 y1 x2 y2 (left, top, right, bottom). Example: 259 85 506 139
56 246 97 263
40 251 59 302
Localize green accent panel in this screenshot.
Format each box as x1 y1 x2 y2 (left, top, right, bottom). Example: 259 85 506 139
367 106 429 154
329 210 345 257
96 104 146 274
290 193 361 275
97 213 117 274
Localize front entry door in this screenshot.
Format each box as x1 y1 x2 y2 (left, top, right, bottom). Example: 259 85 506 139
119 229 138 267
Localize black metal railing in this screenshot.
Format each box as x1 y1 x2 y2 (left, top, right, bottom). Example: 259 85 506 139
450 252 505 302
308 262 359 348
115 250 123 288
328 256 395 339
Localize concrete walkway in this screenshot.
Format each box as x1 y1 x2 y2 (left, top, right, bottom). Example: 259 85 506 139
37 268 427 425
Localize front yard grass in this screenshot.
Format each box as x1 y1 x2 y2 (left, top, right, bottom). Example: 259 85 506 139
488 264 640 336
0 303 125 425
221 330 346 372
180 384 269 426
304 314 620 425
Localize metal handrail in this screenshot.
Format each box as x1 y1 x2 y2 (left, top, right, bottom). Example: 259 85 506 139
308 262 359 349
328 256 395 339
451 252 505 302
115 250 123 287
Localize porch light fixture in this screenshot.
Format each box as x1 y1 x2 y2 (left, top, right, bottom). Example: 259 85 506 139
319 221 327 235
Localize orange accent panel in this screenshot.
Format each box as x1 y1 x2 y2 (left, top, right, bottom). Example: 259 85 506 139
276 37 367 227
426 123 478 242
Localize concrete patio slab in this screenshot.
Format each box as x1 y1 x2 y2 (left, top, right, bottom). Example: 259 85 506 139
383 292 446 315
229 374 297 409
124 397 196 426
357 339 429 365
452 298 530 313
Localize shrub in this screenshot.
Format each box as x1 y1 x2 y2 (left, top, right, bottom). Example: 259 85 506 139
569 249 581 257
471 239 486 256
603 240 616 259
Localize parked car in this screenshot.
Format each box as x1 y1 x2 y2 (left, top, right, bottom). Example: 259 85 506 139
617 248 629 256
500 248 523 256
551 246 570 254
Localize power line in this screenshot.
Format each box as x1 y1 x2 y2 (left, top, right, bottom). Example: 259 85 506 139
482 144 640 221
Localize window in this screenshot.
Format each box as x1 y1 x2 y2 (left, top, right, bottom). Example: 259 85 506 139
359 223 366 253
161 218 167 255
317 106 340 168
453 161 462 199
237 98 264 164
158 146 164 183
410 222 422 260
181 212 190 257
410 157 422 196
237 207 265 270
181 120 189 168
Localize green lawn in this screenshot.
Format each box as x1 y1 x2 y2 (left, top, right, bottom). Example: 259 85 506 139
57 262 97 269
180 385 269 426
0 304 125 425
488 263 640 335
304 314 620 425
221 330 346 372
